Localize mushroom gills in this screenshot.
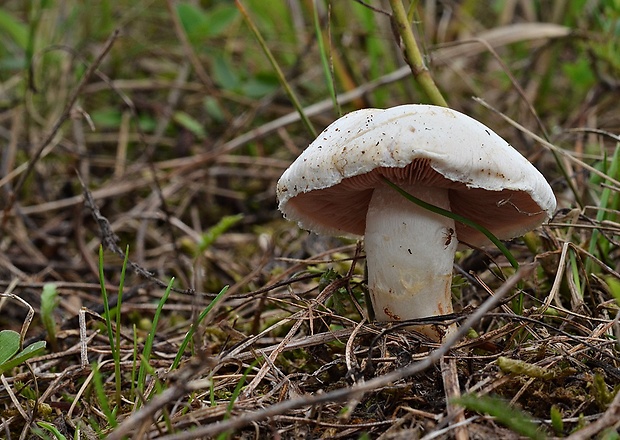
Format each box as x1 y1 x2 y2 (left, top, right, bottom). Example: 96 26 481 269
364 183 457 339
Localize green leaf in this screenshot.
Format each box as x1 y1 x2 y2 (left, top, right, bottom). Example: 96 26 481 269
176 3 207 39
35 421 68 440
198 214 243 252
212 54 240 90
0 341 46 374
91 109 156 133
454 394 545 440
0 330 20 365
173 111 206 139
204 96 225 122
605 276 620 306
203 5 239 38
319 268 340 291
550 405 564 434
41 283 59 348
240 73 279 98
41 283 59 317
176 3 238 41
0 9 29 49
91 109 123 128
562 58 596 94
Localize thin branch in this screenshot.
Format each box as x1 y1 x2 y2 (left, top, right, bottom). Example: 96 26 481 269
76 172 194 295
109 264 535 439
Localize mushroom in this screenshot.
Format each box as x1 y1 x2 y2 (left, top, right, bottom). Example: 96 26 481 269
276 105 556 340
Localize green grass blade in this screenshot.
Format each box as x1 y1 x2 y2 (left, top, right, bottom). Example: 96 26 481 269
40 283 59 351
136 277 175 408
454 394 545 440
382 178 519 269
312 0 340 116
92 363 118 428
113 246 130 406
98 245 123 407
170 285 230 371
587 143 620 274
569 249 582 299
222 358 261 432
236 0 317 137
198 214 243 253
98 245 117 352
0 9 28 49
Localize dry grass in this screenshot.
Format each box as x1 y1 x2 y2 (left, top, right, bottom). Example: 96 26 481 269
1 0 620 439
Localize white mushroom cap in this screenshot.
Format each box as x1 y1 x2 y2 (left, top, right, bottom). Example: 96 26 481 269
277 104 556 246
277 104 556 339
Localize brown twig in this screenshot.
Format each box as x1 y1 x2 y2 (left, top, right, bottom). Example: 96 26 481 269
108 264 534 439
76 172 193 295
441 355 468 440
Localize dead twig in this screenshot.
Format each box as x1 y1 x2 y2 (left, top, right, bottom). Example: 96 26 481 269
109 264 534 439
441 355 468 440
76 173 196 297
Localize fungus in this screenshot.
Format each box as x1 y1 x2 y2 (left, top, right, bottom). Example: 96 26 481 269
277 105 556 340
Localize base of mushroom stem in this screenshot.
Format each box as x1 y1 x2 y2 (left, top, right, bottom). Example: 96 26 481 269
370 313 456 342
416 321 456 342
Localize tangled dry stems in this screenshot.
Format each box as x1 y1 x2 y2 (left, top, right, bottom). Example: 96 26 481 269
1 1 620 439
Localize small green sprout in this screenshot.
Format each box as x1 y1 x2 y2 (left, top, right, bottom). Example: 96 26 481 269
41 283 59 351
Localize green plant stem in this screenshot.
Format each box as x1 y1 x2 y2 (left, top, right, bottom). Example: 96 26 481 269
170 285 229 371
98 246 121 409
136 277 175 409
236 0 317 137
388 0 447 107
312 0 340 116
382 177 519 269
587 144 620 275
114 246 130 407
40 283 58 352
93 363 118 428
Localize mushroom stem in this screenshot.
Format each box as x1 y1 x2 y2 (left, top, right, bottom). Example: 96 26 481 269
365 183 457 340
